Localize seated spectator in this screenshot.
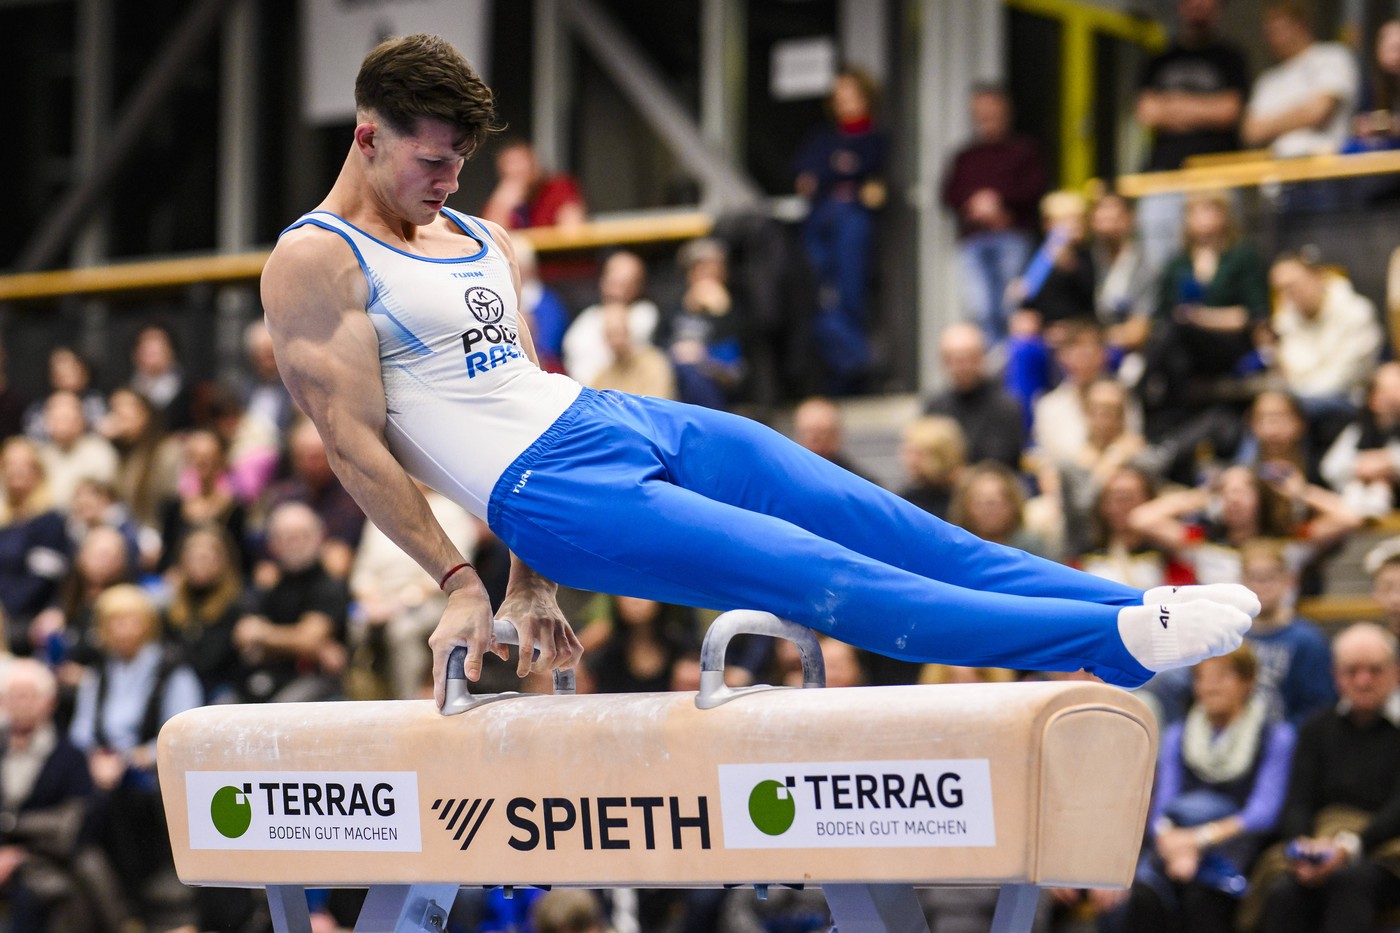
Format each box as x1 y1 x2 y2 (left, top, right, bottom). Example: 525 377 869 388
1127 646 1294 933
66 479 152 572
1003 191 1096 415
587 304 677 400
791 396 874 482
949 462 1050 557
531 889 606 933
261 420 365 579
1238 538 1336 727
1368 541 1400 639
922 322 1024 470
1030 323 1114 470
660 238 745 409
237 320 296 436
940 82 1047 343
233 502 348 703
68 585 200 923
1236 389 1326 487
1323 362 1400 517
1243 3 1359 159
1049 379 1148 557
795 67 887 391
1090 191 1156 364
1075 466 1194 590
561 251 659 386
0 439 68 651
162 528 247 702
0 659 124 933
157 429 249 574
126 323 193 432
512 233 569 374
36 392 117 512
480 138 586 230
21 347 106 444
898 415 966 520
97 388 180 533
0 338 29 442
1254 623 1400 933
1140 189 1270 441
349 481 476 700
31 525 134 674
1128 463 1361 586
1347 19 1400 172
583 596 696 695
204 383 281 507
1264 252 1381 414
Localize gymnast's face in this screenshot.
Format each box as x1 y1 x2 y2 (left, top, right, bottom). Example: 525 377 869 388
359 114 467 227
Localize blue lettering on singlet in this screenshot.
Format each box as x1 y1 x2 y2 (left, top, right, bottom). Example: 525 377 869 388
465 343 524 378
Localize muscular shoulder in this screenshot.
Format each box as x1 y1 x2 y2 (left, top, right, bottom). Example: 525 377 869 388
261 224 368 318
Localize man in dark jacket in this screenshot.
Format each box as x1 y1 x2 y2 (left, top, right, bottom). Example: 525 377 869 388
923 323 1024 470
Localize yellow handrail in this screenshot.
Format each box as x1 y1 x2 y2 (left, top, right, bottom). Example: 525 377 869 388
1117 150 1400 197
0 211 714 303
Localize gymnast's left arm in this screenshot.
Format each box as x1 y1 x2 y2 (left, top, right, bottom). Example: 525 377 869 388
481 219 586 673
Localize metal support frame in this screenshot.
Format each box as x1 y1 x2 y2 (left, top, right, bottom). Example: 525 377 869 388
824 883 930 933
559 0 762 213
532 0 571 174
215 0 258 383
17 0 240 271
266 884 458 933
989 884 1040 933
700 0 745 165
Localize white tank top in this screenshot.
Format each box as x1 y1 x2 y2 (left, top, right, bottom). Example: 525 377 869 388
282 209 582 519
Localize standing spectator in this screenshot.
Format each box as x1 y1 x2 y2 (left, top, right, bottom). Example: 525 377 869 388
237 321 296 436
98 388 180 532
0 659 124 933
1255 623 1400 933
157 429 249 574
941 83 1048 342
1264 252 1381 412
36 392 117 512
1090 192 1157 364
0 338 28 442
0 439 68 648
349 481 475 700
587 304 677 401
922 322 1025 470
898 415 966 520
561 251 659 386
1134 0 1250 267
660 238 745 409
1139 190 1269 441
1127 645 1294 933
1322 362 1400 517
22 347 106 444
481 139 586 231
261 420 365 579
791 396 873 482
126 323 193 432
1239 538 1336 727
512 234 570 374
233 502 348 704
68 585 200 925
162 528 246 703
795 67 887 389
1243 2 1360 158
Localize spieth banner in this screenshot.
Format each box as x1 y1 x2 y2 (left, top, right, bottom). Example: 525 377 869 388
300 0 491 124
718 760 996 849
186 771 422 852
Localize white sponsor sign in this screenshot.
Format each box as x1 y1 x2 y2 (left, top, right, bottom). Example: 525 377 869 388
770 37 836 101
719 760 995 849
187 771 422 852
300 0 491 124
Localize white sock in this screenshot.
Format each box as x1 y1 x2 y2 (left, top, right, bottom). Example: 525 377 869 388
1142 584 1261 619
1118 600 1251 673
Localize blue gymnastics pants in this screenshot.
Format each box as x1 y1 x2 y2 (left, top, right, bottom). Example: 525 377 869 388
487 389 1153 687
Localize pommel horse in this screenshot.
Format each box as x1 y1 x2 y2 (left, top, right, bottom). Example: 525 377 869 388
157 611 1158 933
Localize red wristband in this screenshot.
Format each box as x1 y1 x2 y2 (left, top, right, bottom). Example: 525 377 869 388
439 561 473 591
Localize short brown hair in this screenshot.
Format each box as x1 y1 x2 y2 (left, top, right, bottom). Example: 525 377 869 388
355 34 503 155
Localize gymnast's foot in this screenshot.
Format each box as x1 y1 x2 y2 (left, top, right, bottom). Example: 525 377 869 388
1142 583 1261 619
1117 596 1253 673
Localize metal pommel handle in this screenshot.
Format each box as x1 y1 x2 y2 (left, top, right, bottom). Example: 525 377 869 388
696 610 825 710
440 619 577 716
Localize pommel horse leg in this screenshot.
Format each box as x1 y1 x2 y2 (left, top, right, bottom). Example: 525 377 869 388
267 884 458 933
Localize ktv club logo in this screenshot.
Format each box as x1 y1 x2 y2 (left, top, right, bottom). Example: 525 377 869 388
747 778 796 836
211 784 253 839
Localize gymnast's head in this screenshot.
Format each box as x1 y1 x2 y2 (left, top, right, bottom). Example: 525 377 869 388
351 34 504 221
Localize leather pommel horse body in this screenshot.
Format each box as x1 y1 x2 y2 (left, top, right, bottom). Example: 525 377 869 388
157 613 1158 933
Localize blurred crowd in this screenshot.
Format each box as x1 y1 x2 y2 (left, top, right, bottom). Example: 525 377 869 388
4 0 1400 931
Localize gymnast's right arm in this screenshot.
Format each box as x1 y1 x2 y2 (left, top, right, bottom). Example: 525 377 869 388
260 229 501 707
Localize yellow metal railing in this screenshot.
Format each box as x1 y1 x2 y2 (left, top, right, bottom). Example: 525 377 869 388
1116 149 1400 197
